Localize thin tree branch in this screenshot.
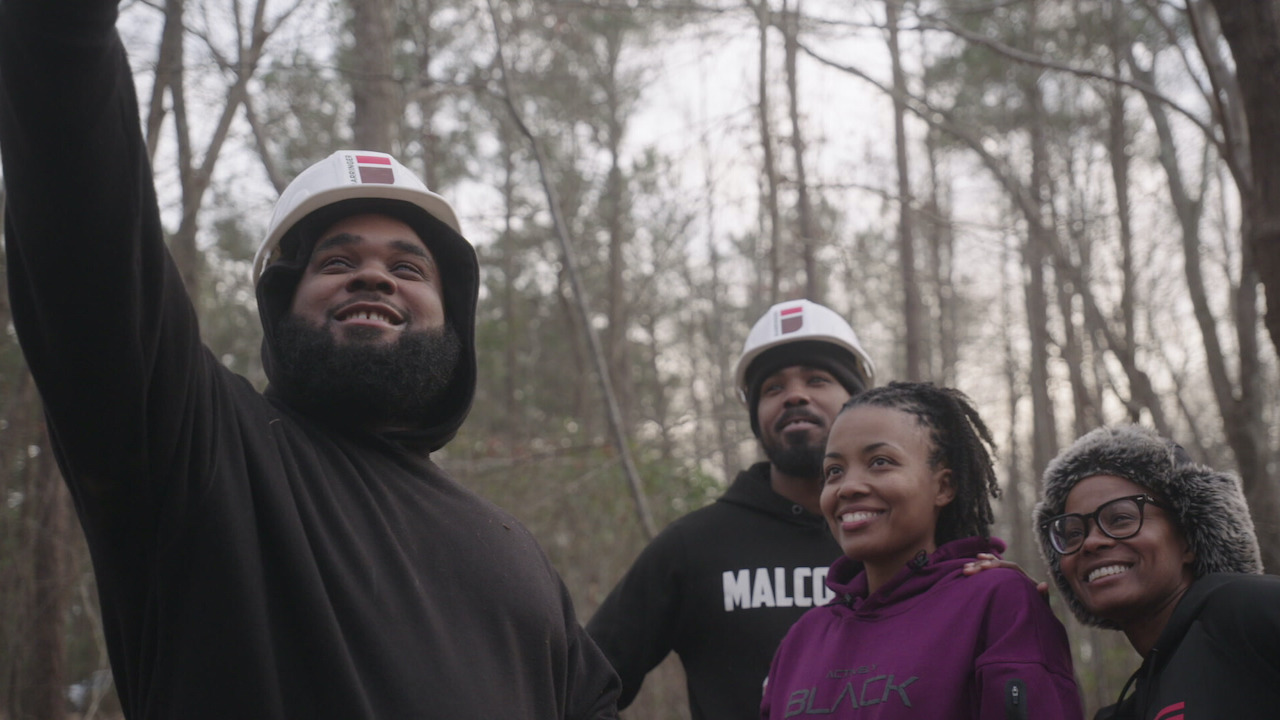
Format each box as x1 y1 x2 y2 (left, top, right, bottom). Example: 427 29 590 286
913 11 1223 149
484 0 657 540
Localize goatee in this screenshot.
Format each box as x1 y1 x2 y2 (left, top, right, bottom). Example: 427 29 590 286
763 429 825 479
272 314 462 430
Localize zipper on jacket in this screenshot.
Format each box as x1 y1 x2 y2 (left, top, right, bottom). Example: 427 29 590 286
1005 679 1027 720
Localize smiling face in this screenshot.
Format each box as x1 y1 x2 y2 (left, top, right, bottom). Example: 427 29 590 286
820 405 954 591
290 213 445 344
756 365 852 479
1058 474 1194 637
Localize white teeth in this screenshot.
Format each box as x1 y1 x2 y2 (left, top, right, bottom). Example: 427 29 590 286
841 511 881 523
1087 564 1129 583
347 310 393 323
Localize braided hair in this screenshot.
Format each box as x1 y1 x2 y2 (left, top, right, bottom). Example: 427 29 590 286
841 381 1001 545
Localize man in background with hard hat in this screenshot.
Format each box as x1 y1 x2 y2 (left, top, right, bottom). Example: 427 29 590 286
0 2 619 717
587 300 875 719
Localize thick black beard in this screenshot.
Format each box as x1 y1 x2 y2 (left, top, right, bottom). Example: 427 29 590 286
272 314 462 430
762 429 826 479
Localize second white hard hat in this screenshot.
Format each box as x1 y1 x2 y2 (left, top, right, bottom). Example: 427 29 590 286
734 299 876 404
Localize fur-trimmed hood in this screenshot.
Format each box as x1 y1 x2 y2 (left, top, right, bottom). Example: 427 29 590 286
1033 424 1261 628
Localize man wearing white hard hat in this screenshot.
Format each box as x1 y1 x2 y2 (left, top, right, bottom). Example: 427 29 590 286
0 3 619 718
587 300 874 719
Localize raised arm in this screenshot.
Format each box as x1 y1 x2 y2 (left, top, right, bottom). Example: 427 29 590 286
0 0 203 499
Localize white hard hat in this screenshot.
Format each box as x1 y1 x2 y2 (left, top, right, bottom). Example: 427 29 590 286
734 299 875 403
252 150 461 283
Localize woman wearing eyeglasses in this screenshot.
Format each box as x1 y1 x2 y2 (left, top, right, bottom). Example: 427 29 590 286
1034 424 1280 719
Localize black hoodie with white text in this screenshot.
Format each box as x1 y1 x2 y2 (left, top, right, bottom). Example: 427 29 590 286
588 462 840 719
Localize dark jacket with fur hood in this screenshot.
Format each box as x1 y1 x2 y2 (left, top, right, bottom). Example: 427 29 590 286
1033 424 1262 629
1094 572 1280 719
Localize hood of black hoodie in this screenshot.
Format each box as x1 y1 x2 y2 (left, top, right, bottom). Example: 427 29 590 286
716 462 829 530
255 198 479 455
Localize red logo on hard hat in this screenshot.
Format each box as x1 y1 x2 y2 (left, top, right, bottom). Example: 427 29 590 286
779 305 804 334
355 155 394 184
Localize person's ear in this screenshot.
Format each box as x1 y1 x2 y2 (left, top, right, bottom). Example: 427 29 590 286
934 468 956 508
1179 533 1195 567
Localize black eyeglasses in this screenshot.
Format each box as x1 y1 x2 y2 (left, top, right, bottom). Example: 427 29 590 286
1042 494 1165 556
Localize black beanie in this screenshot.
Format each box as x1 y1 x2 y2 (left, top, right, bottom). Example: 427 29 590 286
744 340 865 438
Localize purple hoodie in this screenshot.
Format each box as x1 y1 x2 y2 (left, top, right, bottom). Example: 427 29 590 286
761 537 1082 719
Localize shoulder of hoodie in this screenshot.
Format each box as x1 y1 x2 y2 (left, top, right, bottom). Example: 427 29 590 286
1190 573 1280 640
623 493 735 563
655 466 781 533
932 564 1074 663
634 491 805 572
1193 571 1280 601
649 491 760 544
931 560 1046 607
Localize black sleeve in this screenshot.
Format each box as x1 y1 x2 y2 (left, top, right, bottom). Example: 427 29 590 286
560 580 623 720
0 0 205 513
1206 575 1280 680
585 524 689 709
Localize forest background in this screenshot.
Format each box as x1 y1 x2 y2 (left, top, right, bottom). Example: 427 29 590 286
2 0 1279 718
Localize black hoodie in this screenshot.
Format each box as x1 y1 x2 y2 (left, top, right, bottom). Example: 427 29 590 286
1096 573 1280 719
587 462 840 719
0 2 619 717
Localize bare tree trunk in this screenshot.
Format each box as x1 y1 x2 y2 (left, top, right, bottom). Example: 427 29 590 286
486 0 656 538
924 128 956 385
1230 228 1280 571
1056 253 1093 439
556 265 592 423
1001 233 1031 567
708 242 743 482
697 146 742 481
24 447 71 720
3 376 73 720
1205 0 1280 361
1055 153 1099 437
678 258 717 480
782 0 819 301
144 0 184 161
500 128 521 436
601 26 633 431
155 0 200 294
1107 1 1138 357
242 93 289 194
349 0 396 151
1021 0 1059 476
1025 193 1059 473
1200 0 1280 571
642 311 675 461
1073 282 1172 435
886 0 922 380
749 0 782 304
1128 40 1280 571
408 0 442 189
167 0 278 298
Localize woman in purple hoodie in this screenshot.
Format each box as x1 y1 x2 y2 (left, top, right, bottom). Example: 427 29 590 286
761 382 1082 719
